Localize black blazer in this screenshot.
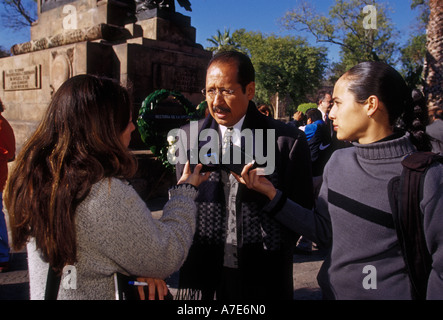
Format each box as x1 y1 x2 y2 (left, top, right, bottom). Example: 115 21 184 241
176 102 314 210
174 101 314 299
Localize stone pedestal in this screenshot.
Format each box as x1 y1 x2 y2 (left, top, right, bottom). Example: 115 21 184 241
0 0 211 198
0 0 211 152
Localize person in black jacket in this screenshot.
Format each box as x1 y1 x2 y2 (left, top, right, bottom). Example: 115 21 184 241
174 50 313 300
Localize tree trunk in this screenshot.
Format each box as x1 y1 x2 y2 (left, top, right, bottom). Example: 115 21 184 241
424 0 443 110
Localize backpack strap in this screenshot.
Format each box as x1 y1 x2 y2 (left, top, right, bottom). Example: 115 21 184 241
45 266 61 300
388 152 442 300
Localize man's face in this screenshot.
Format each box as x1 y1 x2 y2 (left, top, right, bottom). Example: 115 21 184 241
319 93 333 113
205 61 255 127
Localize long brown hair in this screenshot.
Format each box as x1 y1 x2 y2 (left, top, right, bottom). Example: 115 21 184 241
4 74 137 273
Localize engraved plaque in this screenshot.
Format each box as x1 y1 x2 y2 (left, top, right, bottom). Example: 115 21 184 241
3 66 42 91
41 0 76 13
153 64 205 93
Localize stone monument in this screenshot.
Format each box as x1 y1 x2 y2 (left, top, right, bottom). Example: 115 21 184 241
0 0 212 198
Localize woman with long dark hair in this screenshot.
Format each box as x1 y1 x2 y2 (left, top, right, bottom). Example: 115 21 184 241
4 74 208 299
237 61 443 299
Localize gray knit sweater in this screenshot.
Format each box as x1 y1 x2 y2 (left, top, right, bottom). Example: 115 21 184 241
27 178 198 300
265 133 443 299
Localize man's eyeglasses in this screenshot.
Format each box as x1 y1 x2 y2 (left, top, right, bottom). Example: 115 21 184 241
201 88 237 99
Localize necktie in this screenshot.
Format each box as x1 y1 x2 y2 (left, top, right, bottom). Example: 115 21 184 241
221 127 239 268
221 127 234 164
222 127 234 156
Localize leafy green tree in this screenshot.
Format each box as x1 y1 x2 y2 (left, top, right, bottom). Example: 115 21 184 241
297 103 317 114
399 0 429 89
411 0 430 29
280 0 398 79
206 28 240 53
232 29 328 114
400 34 426 88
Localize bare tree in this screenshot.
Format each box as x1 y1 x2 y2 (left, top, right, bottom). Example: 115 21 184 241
0 45 11 57
0 0 37 31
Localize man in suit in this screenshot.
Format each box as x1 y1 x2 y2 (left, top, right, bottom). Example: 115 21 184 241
316 89 351 151
174 51 313 300
316 90 333 125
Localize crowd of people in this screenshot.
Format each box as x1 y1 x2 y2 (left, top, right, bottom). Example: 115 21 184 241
0 50 442 300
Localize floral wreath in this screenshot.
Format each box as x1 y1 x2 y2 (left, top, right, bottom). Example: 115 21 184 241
137 89 206 170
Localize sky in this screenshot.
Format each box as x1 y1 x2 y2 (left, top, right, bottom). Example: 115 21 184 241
0 0 423 64
175 0 422 63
